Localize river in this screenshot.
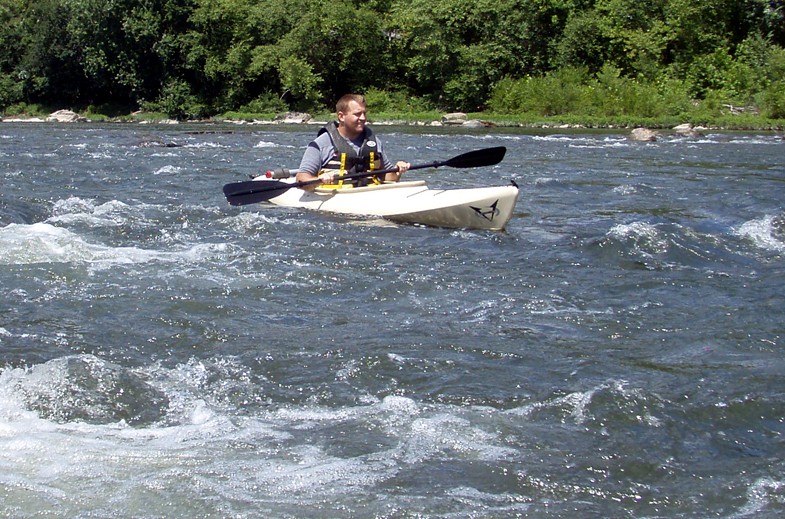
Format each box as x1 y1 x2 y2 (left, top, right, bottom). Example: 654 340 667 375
1 122 783 517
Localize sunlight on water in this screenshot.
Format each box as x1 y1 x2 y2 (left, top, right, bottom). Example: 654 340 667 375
608 221 669 255
0 354 532 516
735 214 785 253
0 222 229 268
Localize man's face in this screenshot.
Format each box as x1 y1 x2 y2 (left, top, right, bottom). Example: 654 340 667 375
338 100 367 138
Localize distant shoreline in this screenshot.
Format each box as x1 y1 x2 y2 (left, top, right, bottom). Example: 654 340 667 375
2 109 784 133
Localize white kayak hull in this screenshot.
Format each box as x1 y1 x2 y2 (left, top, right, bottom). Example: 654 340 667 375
261 179 519 231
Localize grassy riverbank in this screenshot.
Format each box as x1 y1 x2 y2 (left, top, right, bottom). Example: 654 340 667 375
215 108 785 131
368 112 785 131
3 104 784 131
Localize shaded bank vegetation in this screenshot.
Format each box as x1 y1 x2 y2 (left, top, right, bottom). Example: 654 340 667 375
1 0 784 126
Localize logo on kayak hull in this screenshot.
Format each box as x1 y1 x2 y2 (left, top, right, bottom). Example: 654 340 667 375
470 200 500 221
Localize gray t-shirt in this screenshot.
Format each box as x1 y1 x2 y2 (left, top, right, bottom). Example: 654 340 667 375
297 129 395 175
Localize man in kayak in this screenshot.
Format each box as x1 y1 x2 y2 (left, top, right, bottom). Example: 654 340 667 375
296 94 410 189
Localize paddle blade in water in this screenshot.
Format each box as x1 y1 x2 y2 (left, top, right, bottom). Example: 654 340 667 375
223 180 293 206
442 146 506 169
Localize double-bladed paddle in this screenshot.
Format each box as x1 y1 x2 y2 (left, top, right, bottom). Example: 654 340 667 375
222 146 507 207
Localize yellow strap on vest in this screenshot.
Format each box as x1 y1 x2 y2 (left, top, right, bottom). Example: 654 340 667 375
369 151 381 184
338 153 347 187
317 167 352 189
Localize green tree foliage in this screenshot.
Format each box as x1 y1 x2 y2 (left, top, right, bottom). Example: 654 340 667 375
0 0 783 120
65 0 166 106
5 0 84 106
275 0 393 107
0 0 26 107
387 0 575 110
177 0 391 112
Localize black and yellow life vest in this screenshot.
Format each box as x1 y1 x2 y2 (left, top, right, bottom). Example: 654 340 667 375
318 121 384 187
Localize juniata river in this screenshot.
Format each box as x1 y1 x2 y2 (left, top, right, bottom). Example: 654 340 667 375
1 122 783 518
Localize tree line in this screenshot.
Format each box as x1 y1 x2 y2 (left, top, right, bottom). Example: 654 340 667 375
1 0 784 121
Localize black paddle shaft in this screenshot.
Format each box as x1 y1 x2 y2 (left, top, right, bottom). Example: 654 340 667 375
222 146 507 206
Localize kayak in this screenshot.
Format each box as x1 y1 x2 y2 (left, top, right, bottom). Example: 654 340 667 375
258 178 519 231
222 147 518 230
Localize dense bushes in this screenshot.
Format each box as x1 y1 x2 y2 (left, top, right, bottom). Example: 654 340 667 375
1 0 784 122
489 67 706 119
487 31 785 122
760 80 785 118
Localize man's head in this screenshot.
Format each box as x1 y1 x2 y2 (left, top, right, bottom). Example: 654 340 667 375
336 94 367 140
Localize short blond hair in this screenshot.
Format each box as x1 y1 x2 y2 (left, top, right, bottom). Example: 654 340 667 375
336 94 366 114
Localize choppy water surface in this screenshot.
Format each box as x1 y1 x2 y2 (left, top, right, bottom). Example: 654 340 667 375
1 122 784 517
